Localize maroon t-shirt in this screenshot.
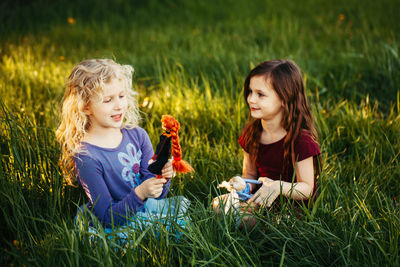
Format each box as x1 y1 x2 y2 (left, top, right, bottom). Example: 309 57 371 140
238 130 321 197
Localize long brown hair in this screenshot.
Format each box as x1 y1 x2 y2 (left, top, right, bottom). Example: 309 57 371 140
241 59 319 177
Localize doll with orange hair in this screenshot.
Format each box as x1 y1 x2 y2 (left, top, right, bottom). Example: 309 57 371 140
148 115 194 177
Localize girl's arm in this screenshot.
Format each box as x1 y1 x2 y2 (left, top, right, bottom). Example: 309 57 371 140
250 156 315 206
242 151 259 192
76 155 146 227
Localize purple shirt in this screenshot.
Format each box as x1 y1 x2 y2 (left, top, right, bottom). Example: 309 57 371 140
75 127 171 227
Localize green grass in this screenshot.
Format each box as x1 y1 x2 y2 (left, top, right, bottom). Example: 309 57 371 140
1 0 399 265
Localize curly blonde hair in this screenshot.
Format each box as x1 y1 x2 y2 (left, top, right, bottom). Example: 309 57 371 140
56 59 140 185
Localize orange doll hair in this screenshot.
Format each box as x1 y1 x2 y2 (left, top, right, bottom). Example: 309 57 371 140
161 115 194 174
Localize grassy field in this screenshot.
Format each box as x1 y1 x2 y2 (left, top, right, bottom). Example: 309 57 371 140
1 0 399 265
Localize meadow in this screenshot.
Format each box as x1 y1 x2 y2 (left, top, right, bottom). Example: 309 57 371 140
0 0 399 265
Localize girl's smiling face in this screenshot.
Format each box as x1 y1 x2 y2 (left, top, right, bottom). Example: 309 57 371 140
84 77 128 131
247 75 284 121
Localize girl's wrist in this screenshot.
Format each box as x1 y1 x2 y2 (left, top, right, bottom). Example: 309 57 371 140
134 186 146 201
273 180 281 191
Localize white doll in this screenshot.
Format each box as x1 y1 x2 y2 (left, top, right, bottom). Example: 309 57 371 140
214 176 262 214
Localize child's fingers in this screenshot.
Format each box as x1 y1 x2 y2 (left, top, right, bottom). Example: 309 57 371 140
162 159 173 169
267 191 278 205
248 193 261 205
163 164 173 172
149 177 167 184
155 178 167 184
264 193 279 207
162 171 174 179
149 184 164 196
254 196 264 206
151 189 163 198
162 169 174 179
258 177 273 183
161 159 174 179
250 192 271 207
161 168 172 176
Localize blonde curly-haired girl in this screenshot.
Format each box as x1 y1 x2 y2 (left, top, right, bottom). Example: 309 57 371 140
56 59 181 228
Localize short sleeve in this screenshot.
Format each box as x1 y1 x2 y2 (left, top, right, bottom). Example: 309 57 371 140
295 131 321 162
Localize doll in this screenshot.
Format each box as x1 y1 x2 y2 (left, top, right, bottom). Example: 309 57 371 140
148 115 194 177
214 176 262 214
218 176 262 200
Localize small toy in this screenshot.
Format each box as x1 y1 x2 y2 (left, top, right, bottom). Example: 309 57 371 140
214 176 262 214
218 176 262 200
148 115 194 178
213 188 241 215
218 176 247 192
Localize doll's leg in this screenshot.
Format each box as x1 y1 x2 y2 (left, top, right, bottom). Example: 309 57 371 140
212 193 240 215
212 195 224 216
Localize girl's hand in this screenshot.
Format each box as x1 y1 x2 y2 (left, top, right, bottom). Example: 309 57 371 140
249 179 280 207
134 178 167 200
161 159 175 179
258 177 274 183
